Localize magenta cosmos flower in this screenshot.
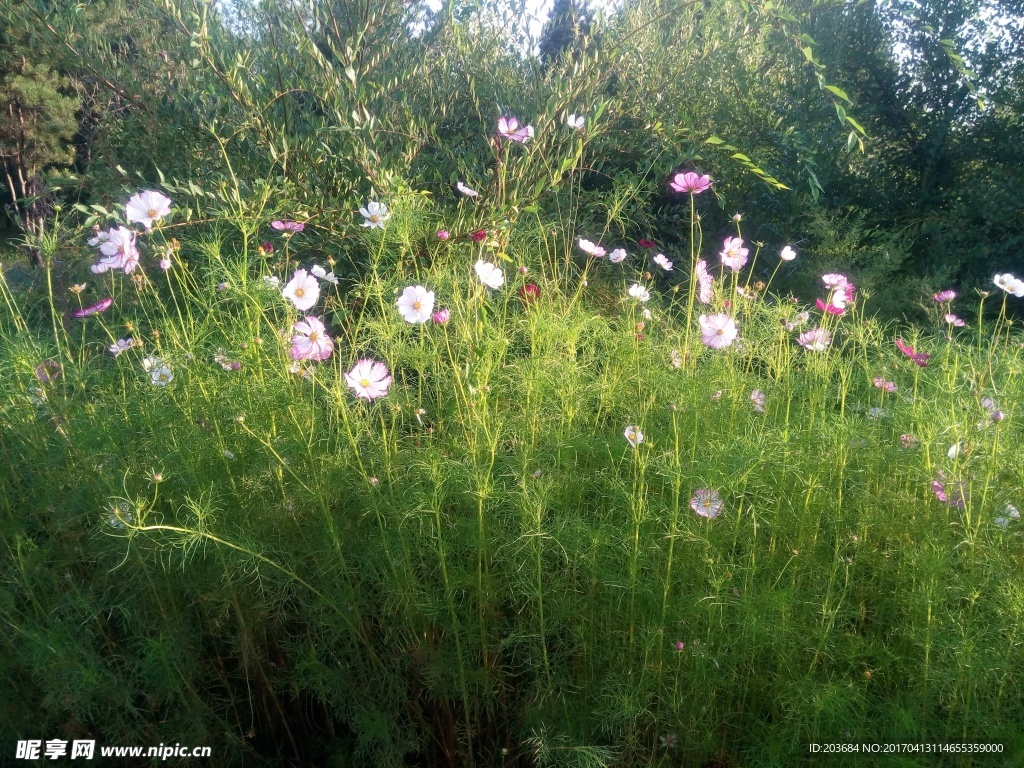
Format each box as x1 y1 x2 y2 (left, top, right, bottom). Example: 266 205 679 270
432 308 450 325
816 298 846 316
720 237 748 271
933 290 956 303
72 297 113 318
271 220 305 233
670 172 712 194
895 338 930 367
798 328 831 351
437 230 450 240
345 359 393 401
690 488 724 519
699 313 738 349
290 316 333 361
497 116 534 143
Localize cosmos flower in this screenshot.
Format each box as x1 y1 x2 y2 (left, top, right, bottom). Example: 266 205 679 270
994 504 1020 529
653 253 673 271
91 227 140 274
699 313 738 349
822 273 849 290
471 229 488 243
933 290 956 303
670 349 683 368
669 172 712 194
290 316 334 361
518 284 541 304
690 488 724 519
109 338 136 356
578 238 606 258
475 260 505 289
816 298 846 316
159 257 172 270
696 259 714 303
396 285 436 323
873 377 898 393
259 241 274 255
895 338 930 367
271 220 305 233
628 283 651 303
780 246 797 261
798 328 831 351
432 308 451 325
359 202 390 229
437 230 450 240
624 425 644 448
147 359 173 386
72 297 113 318
900 433 917 448
945 313 965 327
263 275 280 288
345 359 393 400
638 238 656 248
994 273 1024 296
456 181 479 197
566 113 585 130
750 389 766 412
784 311 810 331
125 190 172 229
497 115 534 143
35 360 62 383
282 269 320 311
608 248 627 264
720 237 748 271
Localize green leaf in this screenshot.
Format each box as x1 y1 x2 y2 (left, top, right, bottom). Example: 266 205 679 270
704 136 725 145
824 84 851 103
731 153 751 162
802 46 815 63
845 115 866 135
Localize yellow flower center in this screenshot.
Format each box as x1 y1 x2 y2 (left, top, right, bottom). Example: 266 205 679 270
359 378 371 388
295 288 304 297
716 328 724 335
412 301 421 310
369 215 380 223
147 208 158 218
308 331 319 343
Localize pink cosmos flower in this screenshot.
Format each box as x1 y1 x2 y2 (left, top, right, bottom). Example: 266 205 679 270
72 297 113 318
653 253 674 272
670 172 712 194
125 190 172 229
934 290 956 303
35 360 62 383
945 313 965 327
497 116 534 143
821 273 849 290
750 389 766 413
932 471 967 509
900 433 917 448
282 269 320 312
873 377 898 393
91 226 140 274
816 298 846 316
437 230 450 240
290 316 333 361
271 220 304 233
578 238 606 258
797 328 831 351
895 338 930 367
720 237 748 271
345 359 393 400
696 259 714 303
780 246 797 261
699 313 738 349
608 248 627 263
159 257 172 270
690 488 724 519
432 308 451 325
109 338 136 356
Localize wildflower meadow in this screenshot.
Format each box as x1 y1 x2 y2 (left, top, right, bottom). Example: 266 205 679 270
2 0 1024 766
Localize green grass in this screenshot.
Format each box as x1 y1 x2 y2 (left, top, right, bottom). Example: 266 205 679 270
1 203 1022 768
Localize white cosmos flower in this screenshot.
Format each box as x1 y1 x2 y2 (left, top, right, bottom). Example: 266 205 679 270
628 283 651 302
263 275 281 288
109 338 135 356
653 253 673 271
578 238 606 258
608 248 627 263
282 269 320 311
360 201 390 229
91 226 140 274
624 425 644 448
396 285 435 323
567 113 585 130
125 190 172 229
456 181 479 197
947 442 962 459
780 245 797 261
309 265 338 285
474 260 504 289
994 273 1024 297
149 361 173 386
